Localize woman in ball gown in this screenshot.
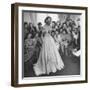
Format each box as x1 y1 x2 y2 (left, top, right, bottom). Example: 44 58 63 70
33 16 64 76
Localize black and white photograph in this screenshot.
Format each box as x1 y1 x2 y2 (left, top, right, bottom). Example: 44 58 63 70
23 11 81 77
11 3 87 87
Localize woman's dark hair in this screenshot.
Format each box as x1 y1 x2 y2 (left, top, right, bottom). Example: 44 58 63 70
44 16 52 23
51 30 55 37
24 22 28 27
52 21 56 26
37 22 42 26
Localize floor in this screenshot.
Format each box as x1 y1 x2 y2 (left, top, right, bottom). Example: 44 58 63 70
24 53 80 77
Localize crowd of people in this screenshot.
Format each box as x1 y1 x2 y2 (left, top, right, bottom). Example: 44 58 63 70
24 15 80 63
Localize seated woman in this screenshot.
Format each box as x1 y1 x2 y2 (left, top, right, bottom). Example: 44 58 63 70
24 33 36 62
59 30 72 56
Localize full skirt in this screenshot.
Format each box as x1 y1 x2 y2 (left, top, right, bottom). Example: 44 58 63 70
33 34 64 76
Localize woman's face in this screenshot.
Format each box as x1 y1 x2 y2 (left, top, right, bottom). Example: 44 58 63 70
66 21 69 26
57 21 61 26
51 32 55 37
56 31 58 35
46 18 51 25
38 24 42 29
52 22 55 28
24 24 28 29
63 24 67 29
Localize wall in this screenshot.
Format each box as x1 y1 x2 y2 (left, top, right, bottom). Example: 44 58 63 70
24 12 59 26
0 0 89 90
24 12 81 27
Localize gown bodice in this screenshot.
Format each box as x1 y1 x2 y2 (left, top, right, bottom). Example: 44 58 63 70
43 24 52 33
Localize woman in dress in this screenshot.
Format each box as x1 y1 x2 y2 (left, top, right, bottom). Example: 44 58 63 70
33 16 64 76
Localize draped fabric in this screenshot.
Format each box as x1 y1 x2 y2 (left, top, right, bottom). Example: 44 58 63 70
24 12 37 26
33 25 64 76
